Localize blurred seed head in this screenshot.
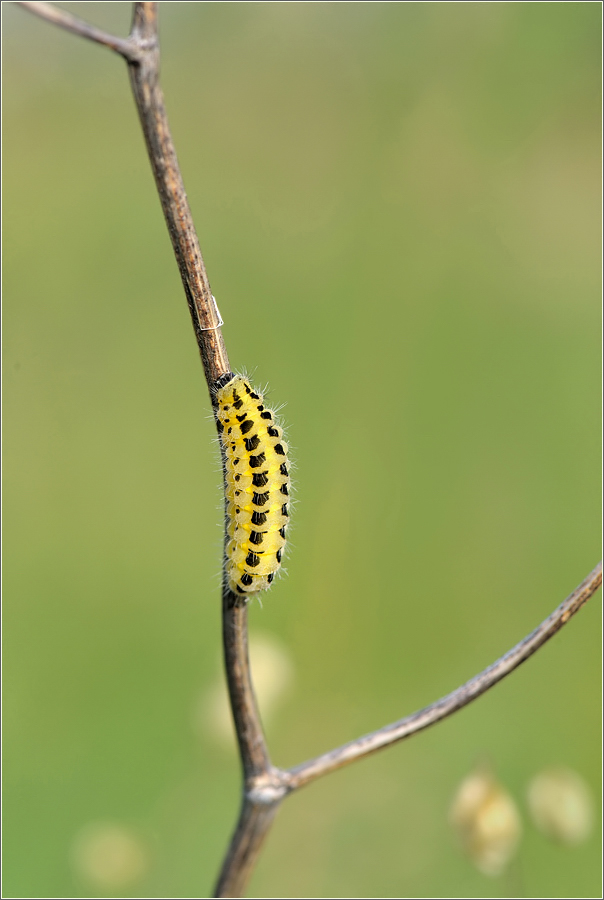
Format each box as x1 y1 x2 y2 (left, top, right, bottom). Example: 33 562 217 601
70 822 149 891
195 631 294 746
450 768 522 876
527 767 594 846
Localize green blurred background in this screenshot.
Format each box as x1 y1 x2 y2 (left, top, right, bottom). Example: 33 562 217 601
3 2 601 897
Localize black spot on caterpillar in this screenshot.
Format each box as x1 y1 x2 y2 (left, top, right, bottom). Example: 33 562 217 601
215 374 291 595
244 435 261 452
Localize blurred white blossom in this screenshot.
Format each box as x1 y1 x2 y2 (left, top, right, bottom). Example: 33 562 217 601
70 822 149 890
450 768 522 876
527 767 593 845
195 631 294 746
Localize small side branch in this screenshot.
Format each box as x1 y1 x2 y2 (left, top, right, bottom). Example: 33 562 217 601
286 561 602 789
17 1 142 61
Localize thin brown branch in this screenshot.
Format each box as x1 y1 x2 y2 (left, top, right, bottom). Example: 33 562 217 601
222 590 272 780
122 6 270 893
17 1 141 61
215 591 279 898
285 561 602 790
213 791 283 898
122 6 271 894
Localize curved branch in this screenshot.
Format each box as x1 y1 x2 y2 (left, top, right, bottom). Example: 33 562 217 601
286 561 602 790
17 1 142 61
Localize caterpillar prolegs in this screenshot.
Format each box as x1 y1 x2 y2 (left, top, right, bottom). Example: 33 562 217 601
214 374 290 595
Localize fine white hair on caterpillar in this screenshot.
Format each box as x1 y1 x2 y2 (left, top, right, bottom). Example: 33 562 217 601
214 374 290 596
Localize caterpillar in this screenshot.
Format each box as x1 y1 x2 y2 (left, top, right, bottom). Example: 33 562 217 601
214 374 290 596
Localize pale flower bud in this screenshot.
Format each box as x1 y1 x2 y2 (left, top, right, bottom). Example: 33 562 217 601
527 767 593 845
70 822 149 890
196 631 294 746
450 768 522 876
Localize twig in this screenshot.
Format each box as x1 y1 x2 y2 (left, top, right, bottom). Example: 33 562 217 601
16 1 142 61
285 561 602 789
16 4 602 898
222 591 272 780
213 590 287 898
213 779 284 899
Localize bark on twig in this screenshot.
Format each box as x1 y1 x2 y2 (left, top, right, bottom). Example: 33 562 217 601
213 787 284 898
222 592 272 780
16 4 602 898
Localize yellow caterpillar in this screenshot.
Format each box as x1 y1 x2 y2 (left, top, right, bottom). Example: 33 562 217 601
214 374 290 595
